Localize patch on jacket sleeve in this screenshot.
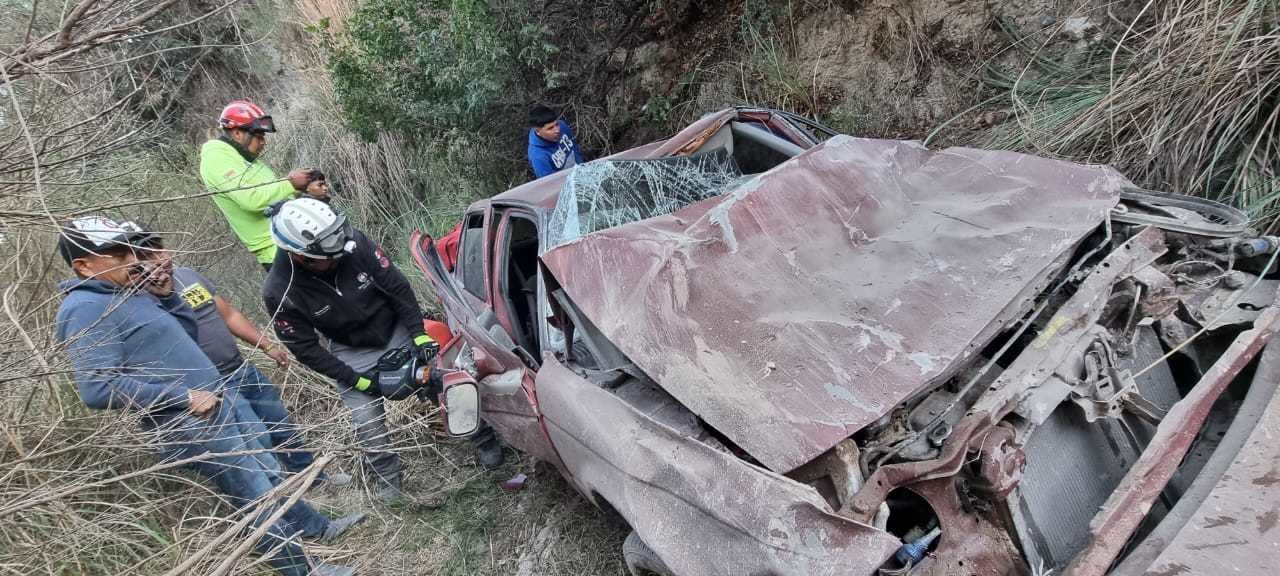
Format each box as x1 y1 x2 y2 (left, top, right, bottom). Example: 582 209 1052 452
274 318 295 335
374 246 390 268
223 169 238 179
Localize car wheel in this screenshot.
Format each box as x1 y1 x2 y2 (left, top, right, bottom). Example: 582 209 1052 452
623 531 674 576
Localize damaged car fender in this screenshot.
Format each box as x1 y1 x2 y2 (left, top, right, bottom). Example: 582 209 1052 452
534 357 902 575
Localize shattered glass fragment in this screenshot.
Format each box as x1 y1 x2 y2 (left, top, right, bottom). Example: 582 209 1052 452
544 148 746 252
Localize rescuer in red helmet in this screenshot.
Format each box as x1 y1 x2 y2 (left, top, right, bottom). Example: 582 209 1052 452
199 100 329 270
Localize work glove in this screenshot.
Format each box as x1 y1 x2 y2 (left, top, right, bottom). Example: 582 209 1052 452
412 334 440 364
352 371 381 397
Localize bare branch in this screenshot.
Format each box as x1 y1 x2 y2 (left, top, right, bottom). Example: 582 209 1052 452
57 1 101 47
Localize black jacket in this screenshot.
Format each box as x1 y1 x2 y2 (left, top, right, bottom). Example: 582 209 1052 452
262 229 425 387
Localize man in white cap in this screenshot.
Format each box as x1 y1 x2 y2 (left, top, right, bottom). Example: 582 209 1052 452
54 215 361 576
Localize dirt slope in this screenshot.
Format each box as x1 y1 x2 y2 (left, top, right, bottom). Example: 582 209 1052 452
541 0 1114 153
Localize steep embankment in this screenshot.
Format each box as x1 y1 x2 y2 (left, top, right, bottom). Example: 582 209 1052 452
529 0 1116 148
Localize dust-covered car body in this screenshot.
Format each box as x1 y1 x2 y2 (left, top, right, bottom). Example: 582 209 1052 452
411 108 1280 575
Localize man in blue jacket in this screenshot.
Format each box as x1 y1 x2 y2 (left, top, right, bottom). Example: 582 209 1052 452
53 216 360 576
527 104 584 178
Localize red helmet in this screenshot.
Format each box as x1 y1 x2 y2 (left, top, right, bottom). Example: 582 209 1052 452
218 100 276 133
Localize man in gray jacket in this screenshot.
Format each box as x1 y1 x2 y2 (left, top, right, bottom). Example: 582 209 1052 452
53 216 361 576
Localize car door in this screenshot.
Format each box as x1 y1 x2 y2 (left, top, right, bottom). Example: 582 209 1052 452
411 212 566 469
412 209 523 372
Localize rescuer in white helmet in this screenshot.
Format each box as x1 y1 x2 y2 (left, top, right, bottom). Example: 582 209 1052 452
262 199 504 502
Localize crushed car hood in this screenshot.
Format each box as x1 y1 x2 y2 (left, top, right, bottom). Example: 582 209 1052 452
540 137 1126 472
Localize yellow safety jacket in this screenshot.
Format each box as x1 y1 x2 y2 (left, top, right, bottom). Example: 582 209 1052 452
199 138 296 264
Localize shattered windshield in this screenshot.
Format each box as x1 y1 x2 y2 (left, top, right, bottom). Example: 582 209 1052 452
543 148 745 252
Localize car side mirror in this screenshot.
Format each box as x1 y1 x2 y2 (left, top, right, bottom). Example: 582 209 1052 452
440 371 481 437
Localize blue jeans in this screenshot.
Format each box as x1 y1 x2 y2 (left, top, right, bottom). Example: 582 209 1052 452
144 394 329 576
225 362 317 474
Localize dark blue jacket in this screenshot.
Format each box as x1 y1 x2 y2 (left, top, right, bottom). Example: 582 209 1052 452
55 278 225 411
262 229 426 388
527 119 584 178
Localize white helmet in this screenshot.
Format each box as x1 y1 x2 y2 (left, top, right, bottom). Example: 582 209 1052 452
269 198 354 259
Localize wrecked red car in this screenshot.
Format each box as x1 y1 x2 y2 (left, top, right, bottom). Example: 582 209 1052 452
411 108 1280 575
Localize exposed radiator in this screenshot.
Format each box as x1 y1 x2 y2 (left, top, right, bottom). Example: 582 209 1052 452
1010 326 1179 569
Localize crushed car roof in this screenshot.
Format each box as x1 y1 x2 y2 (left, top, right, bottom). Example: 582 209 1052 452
540 136 1127 472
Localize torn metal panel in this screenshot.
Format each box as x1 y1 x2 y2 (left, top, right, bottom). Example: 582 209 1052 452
1112 188 1249 238
846 227 1167 518
540 136 1126 473
1064 306 1280 575
908 478 1029 576
1110 341 1280 576
651 109 736 158
533 357 902 576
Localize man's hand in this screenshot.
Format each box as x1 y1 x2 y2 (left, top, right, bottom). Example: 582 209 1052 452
422 366 443 399
353 371 381 396
412 335 439 364
264 344 291 370
286 168 314 191
187 390 220 417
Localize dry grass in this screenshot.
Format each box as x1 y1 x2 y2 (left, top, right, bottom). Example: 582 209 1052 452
979 0 1279 221
0 347 628 575
292 0 355 32
1 200 629 575
690 3 828 124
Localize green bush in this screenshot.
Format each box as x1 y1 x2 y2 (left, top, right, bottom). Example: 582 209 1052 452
326 0 556 142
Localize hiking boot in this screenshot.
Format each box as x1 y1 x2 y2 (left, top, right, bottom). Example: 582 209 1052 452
476 438 505 469
318 512 366 544
310 562 355 576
